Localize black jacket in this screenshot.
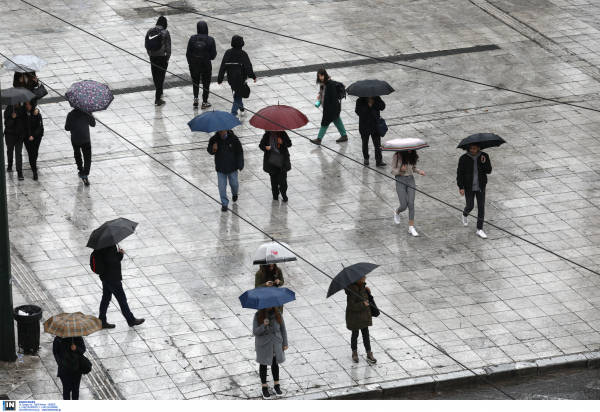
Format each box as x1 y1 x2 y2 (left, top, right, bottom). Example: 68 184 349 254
13 72 38 92
457 151 492 191
65 109 96 145
186 21 217 66
96 245 123 283
321 79 341 126
258 131 292 174
355 97 385 135
217 36 256 92
4 104 22 136
20 107 43 141
207 130 244 173
53 336 86 377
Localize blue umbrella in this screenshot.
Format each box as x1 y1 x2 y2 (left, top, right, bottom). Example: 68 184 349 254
239 287 296 310
188 110 242 133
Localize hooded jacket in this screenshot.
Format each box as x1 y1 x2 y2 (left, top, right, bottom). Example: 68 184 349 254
147 16 171 59
217 35 256 92
65 109 96 145
207 130 244 173
186 21 217 66
456 151 492 191
355 97 386 135
4 104 22 136
20 105 43 141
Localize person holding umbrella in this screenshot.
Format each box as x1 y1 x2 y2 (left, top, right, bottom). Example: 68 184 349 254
4 102 24 179
65 108 96 186
259 131 292 202
310 69 347 145
20 100 43 181
255 264 285 313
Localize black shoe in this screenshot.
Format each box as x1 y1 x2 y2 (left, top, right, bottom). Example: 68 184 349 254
376 161 387 167
261 386 271 400
128 318 145 327
102 322 115 329
221 205 228 212
33 173 38 181
201 102 212 109
193 98 199 108
7 166 12 172
240 107 245 113
18 174 24 181
364 158 369 166
310 138 322 145
155 99 165 106
82 176 90 186
273 384 283 397
232 194 238 202
336 135 348 143
282 195 288 203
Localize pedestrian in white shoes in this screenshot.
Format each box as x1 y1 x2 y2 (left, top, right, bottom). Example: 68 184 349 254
391 150 425 236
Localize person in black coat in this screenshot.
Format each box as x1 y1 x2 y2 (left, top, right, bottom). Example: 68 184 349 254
355 96 386 167
186 21 217 109
65 108 96 186
146 16 171 106
96 245 145 329
217 35 257 116
207 130 244 211
53 336 85 400
310 68 347 145
4 103 24 180
259 131 292 202
20 101 43 180
457 143 492 238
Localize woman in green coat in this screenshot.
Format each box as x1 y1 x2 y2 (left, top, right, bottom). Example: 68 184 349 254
345 275 376 364
255 264 285 312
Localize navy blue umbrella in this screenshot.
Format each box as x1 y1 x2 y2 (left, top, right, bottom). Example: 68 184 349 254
188 110 242 133
239 287 296 310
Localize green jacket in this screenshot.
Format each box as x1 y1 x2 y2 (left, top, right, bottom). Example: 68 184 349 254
255 267 285 288
345 283 372 331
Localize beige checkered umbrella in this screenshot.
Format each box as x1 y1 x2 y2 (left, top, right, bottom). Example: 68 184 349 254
43 312 103 338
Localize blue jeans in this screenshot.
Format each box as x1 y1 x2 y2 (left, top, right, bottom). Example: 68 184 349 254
99 280 135 323
217 171 239 206
231 91 243 115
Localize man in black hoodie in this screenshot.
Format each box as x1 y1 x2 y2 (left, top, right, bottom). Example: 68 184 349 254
145 16 171 106
217 35 257 116
186 21 217 109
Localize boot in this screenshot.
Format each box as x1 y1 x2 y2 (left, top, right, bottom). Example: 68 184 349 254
336 135 348 143
366 352 377 364
352 350 359 363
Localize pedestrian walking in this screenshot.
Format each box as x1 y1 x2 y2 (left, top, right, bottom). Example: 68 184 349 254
345 275 376 364
4 103 24 180
457 143 492 239
253 307 288 399
258 130 291 202
310 68 347 145
186 21 217 109
96 245 145 328
145 16 171 106
20 101 43 181
207 129 244 211
392 150 426 237
65 108 95 186
217 35 257 117
52 336 85 400
355 96 386 166
255 264 285 313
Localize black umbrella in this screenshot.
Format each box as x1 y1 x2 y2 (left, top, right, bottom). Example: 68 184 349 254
346 80 395 98
326 262 380 298
1 87 36 105
86 218 138 250
457 133 506 150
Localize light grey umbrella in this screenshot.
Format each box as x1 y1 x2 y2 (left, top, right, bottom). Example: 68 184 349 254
253 241 297 265
3 55 48 73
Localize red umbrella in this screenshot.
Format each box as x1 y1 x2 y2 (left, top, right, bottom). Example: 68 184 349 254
249 104 309 132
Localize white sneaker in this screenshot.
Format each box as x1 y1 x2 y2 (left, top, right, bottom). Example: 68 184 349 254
476 230 487 239
394 210 401 224
408 226 419 237
462 214 468 226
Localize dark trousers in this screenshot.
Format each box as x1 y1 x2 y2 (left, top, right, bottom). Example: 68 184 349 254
360 132 382 162
269 170 287 198
23 137 41 173
189 64 212 102
99 280 135 323
259 356 279 384
463 189 485 230
351 327 371 351
150 56 169 101
72 142 92 176
59 373 82 400
5 133 23 173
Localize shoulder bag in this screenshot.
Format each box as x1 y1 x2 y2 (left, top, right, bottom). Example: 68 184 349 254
33 82 48 99
268 151 284 168
372 107 388 137
79 353 92 374
368 293 380 317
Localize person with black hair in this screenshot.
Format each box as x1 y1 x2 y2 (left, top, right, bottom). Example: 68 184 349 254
4 103 24 180
255 264 286 313
310 68 347 145
355 96 386 166
253 307 288 399
146 16 171 106
258 131 292 202
20 101 43 180
217 35 257 116
391 150 426 236
186 21 217 109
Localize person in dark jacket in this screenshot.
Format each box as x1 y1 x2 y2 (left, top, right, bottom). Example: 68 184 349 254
13 72 38 92
21 101 43 180
146 16 171 106
258 131 292 202
53 336 85 400
97 245 145 328
255 264 285 313
207 130 244 211
186 21 217 109
4 103 24 180
217 35 257 116
65 108 96 186
355 96 386 166
457 143 492 238
345 276 376 364
310 68 347 145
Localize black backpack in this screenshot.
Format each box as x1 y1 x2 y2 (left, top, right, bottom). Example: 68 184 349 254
335 81 347 101
90 250 107 275
145 27 165 52
191 35 208 66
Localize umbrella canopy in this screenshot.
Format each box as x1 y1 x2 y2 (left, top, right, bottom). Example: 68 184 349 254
66 80 114 113
253 241 297 265
0 87 36 105
86 218 138 250
326 262 379 298
188 110 241 133
239 287 296 310
44 312 103 338
381 137 429 152
3 55 48 73
249 104 308 131
457 133 506 150
346 80 395 97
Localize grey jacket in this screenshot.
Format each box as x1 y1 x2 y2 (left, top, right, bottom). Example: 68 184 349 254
253 310 288 365
147 26 171 59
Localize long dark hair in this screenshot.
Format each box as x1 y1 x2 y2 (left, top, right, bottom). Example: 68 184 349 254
259 264 278 282
399 150 419 165
258 308 281 324
316 68 330 84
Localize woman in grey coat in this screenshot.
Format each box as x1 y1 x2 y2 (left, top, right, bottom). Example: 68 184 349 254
253 307 288 399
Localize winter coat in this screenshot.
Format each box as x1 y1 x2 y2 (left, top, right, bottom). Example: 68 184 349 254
13 72 38 92
255 266 285 288
4 105 22 137
186 21 217 67
20 107 43 141
253 310 288 365
147 24 171 59
456 151 492 191
207 131 244 173
217 36 256 93
258 131 292 174
96 245 123 283
355 97 385 135
345 282 372 331
321 79 341 126
65 109 96 145
53 336 86 377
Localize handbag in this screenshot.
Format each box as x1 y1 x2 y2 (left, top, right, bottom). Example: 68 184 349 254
78 353 92 375
372 108 388 137
268 151 285 168
33 83 48 99
368 293 380 317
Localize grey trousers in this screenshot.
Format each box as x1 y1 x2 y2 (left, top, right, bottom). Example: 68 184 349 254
396 175 416 220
